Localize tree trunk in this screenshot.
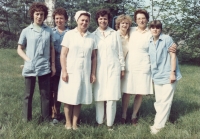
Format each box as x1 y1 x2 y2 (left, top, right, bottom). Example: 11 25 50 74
44 0 56 27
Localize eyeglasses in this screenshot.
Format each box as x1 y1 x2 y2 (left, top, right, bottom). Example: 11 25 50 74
136 18 146 21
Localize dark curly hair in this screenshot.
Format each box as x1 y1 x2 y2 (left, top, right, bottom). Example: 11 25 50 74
29 2 48 21
95 9 112 25
133 9 149 22
52 7 68 20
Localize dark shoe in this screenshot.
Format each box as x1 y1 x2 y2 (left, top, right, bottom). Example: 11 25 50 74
107 126 114 131
52 118 59 124
121 118 126 124
131 118 138 126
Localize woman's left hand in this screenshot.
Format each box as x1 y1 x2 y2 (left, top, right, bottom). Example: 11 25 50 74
121 71 125 79
90 74 96 83
51 65 56 77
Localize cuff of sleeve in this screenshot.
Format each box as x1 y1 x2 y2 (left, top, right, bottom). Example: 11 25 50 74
121 67 125 71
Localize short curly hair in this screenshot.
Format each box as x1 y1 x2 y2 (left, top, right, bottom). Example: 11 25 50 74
133 9 149 22
95 9 112 25
52 7 68 20
115 14 132 30
29 2 48 21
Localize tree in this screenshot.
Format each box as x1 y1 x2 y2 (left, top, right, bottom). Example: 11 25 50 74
54 0 141 31
0 0 39 48
148 0 200 63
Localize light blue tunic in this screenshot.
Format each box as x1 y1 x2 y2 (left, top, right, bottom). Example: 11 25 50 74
52 27 69 76
18 23 53 77
148 33 182 84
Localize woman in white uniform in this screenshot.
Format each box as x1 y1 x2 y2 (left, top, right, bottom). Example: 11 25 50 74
115 14 134 124
58 11 97 130
120 9 153 125
119 10 176 125
93 9 125 130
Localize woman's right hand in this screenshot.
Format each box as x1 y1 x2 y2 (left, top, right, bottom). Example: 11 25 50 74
170 73 176 84
62 72 68 82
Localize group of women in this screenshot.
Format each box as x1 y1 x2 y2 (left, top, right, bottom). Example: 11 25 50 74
17 2 182 134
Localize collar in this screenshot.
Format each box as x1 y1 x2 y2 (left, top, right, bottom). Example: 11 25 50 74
74 28 90 37
28 22 47 29
93 26 114 34
52 26 68 32
135 27 149 33
150 33 164 42
94 27 114 37
117 30 128 39
52 26 68 35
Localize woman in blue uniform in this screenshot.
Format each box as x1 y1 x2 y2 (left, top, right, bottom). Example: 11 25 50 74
17 2 55 122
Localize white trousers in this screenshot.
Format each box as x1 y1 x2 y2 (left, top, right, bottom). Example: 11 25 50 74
153 82 177 129
96 101 116 127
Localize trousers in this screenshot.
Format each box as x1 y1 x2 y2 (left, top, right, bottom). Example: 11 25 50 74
153 81 177 128
23 74 50 121
96 100 116 126
50 75 61 119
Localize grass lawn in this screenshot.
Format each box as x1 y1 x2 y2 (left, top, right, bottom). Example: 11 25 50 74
0 49 200 139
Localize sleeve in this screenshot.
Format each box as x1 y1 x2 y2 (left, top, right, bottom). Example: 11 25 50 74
148 42 151 55
61 31 70 48
116 32 125 70
92 35 97 50
18 29 27 47
52 31 56 43
166 35 174 49
50 29 54 47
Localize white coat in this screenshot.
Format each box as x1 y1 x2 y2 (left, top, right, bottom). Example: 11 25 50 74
57 28 97 105
93 27 125 101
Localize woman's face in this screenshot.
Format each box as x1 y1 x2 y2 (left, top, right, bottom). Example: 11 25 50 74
136 13 148 29
33 11 45 25
55 14 67 28
119 19 130 33
98 15 109 30
77 15 90 31
150 27 162 38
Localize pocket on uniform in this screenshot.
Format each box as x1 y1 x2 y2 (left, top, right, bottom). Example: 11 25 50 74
111 62 121 76
36 57 50 71
23 60 34 74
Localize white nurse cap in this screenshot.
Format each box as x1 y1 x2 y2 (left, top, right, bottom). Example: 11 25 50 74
74 10 91 22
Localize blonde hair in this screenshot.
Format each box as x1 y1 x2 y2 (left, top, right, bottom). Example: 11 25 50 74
115 14 132 39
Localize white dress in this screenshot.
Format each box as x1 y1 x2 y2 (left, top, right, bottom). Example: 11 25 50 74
121 27 153 95
93 27 125 101
57 28 97 105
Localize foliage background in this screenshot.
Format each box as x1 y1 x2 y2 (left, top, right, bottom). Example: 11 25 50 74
0 0 200 63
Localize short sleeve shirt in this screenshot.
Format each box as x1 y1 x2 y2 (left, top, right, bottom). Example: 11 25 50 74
52 27 69 76
148 34 182 84
18 23 53 76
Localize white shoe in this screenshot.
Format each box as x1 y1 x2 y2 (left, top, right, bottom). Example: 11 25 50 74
150 126 161 135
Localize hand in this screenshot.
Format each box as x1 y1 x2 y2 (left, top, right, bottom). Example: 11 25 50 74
170 73 176 83
169 43 177 53
121 71 125 79
90 74 96 83
51 65 56 77
62 71 68 82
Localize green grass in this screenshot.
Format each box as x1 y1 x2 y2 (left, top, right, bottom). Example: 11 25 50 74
0 49 200 139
